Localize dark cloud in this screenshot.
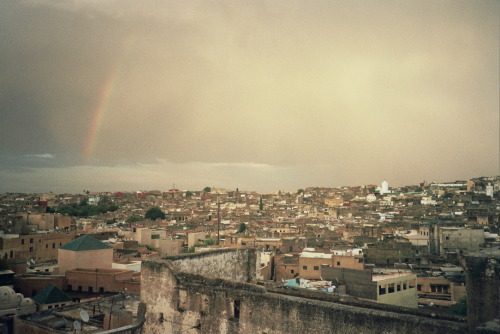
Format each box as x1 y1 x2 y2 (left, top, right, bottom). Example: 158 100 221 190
0 0 498 192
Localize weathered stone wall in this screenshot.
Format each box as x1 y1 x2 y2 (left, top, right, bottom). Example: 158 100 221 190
465 248 500 333
168 248 257 283
141 249 467 334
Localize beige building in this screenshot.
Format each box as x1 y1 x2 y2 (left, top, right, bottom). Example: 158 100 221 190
374 272 418 308
57 234 113 274
1 232 74 264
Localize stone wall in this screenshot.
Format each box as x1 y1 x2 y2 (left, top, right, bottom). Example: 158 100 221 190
465 248 500 332
167 248 257 283
141 249 467 334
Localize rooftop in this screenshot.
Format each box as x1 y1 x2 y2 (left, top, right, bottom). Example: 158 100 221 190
60 234 113 252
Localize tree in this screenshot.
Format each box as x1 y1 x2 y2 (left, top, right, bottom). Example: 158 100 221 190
204 187 212 193
297 189 304 194
145 207 166 220
237 223 247 233
259 197 263 211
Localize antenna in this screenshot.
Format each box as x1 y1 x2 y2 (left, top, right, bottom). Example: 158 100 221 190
80 310 89 322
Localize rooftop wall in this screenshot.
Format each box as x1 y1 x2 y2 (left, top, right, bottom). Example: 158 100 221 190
141 249 466 334
166 248 257 283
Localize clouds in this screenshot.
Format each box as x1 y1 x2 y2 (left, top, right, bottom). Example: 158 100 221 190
0 1 498 192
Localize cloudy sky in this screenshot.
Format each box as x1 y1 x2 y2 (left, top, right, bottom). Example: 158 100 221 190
1 0 498 193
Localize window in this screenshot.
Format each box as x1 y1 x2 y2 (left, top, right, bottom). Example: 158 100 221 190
52 243 56 248
403 282 407 290
336 262 340 266
388 283 395 293
99 287 104 293
78 286 82 292
379 286 386 295
88 286 93 293
30 238 33 243
21 239 25 245
67 285 72 291
302 266 308 270
397 284 401 291
46 244 48 248
290 270 294 274
233 300 241 320
313 266 319 271
29 247 33 252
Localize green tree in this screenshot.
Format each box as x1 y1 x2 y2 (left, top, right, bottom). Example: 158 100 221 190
259 197 263 211
145 207 166 220
127 216 141 223
237 223 247 233
204 187 212 193
297 189 304 194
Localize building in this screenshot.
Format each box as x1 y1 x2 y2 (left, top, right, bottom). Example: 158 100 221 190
14 293 143 334
32 284 73 311
65 268 140 294
322 267 418 308
57 234 113 274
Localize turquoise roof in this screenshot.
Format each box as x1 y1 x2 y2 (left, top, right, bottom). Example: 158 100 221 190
60 234 113 251
32 284 72 305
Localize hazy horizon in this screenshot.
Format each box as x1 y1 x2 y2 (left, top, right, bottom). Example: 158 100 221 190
1 1 498 193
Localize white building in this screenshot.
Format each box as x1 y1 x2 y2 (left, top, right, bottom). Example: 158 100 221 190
381 180 389 194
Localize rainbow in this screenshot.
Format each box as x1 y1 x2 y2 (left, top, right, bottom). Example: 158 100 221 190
82 36 134 165
82 70 117 164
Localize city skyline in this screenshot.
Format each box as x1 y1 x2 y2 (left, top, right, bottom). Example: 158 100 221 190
1 0 498 193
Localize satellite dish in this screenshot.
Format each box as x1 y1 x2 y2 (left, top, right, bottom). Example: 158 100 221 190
73 320 81 330
55 226 59 230
31 258 36 264
26 261 30 266
80 310 89 322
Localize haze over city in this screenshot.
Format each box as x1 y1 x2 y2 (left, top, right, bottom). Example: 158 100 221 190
1 0 498 193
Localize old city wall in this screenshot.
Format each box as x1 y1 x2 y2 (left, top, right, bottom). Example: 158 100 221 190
141 249 466 334
167 248 257 283
465 249 500 332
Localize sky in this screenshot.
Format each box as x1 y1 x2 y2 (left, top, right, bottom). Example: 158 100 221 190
0 0 498 193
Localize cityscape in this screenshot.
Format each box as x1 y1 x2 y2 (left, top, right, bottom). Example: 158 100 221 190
0 176 499 333
1 0 499 333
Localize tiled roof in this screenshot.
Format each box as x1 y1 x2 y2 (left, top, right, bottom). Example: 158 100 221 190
59 234 113 252
32 284 72 305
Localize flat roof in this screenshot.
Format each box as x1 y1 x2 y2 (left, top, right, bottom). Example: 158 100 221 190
372 272 415 282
